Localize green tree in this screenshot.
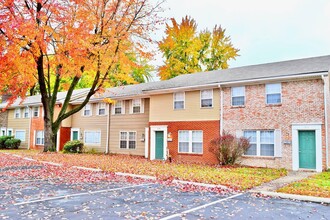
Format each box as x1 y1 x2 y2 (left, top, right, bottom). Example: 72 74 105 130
158 16 239 80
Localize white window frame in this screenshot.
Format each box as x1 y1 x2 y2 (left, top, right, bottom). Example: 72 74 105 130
33 106 39 117
244 130 275 157
112 100 125 115
84 130 101 145
14 108 21 119
97 103 107 116
231 86 245 106
265 83 282 105
83 103 92 116
35 130 45 145
131 99 142 114
15 130 26 142
70 128 80 141
173 92 185 110
7 128 13 136
119 131 137 149
178 130 203 154
23 107 30 118
200 89 213 108
1 128 6 136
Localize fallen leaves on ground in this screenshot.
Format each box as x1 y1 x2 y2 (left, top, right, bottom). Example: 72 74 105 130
277 172 330 198
1 150 287 190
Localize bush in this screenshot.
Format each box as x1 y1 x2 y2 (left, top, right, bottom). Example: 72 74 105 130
4 138 21 149
63 140 84 153
0 136 13 149
209 132 250 165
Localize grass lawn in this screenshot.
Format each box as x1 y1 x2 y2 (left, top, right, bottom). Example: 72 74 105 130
0 149 287 191
277 171 330 198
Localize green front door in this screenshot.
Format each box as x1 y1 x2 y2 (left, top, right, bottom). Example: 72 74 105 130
155 131 164 159
72 131 78 140
298 130 316 169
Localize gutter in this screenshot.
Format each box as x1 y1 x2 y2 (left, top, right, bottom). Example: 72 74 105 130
322 75 329 169
105 103 110 154
28 106 31 150
143 71 327 95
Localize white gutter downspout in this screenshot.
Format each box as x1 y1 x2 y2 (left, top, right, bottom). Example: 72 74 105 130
105 103 110 154
28 106 31 150
322 75 329 169
218 85 224 135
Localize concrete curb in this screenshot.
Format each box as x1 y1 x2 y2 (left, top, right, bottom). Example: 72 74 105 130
250 190 330 204
72 166 102 172
40 161 63 167
115 172 157 180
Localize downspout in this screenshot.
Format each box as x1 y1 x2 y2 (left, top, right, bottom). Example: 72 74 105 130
105 103 110 154
322 75 329 169
218 84 224 135
28 106 31 150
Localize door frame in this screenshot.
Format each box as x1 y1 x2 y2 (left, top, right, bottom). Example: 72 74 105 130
292 123 322 172
71 128 80 141
150 125 168 160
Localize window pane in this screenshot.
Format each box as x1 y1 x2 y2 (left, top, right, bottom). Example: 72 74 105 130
129 141 136 149
132 99 141 106
120 132 127 140
201 90 212 99
201 99 212 107
179 131 189 142
15 131 25 141
245 144 257 155
174 92 184 101
260 131 274 143
179 142 189 153
232 87 245 96
120 140 127 149
133 106 140 113
129 132 136 141
267 94 281 104
261 144 274 156
99 109 105 115
192 143 202 153
232 96 245 106
192 131 203 142
115 101 122 108
266 83 281 94
85 131 100 144
115 107 122 114
174 101 184 109
244 131 256 143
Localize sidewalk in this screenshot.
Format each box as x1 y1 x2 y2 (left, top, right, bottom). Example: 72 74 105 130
250 171 330 204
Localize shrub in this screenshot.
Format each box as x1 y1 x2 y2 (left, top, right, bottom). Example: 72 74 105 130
4 138 21 149
63 140 84 153
0 136 13 149
209 132 250 165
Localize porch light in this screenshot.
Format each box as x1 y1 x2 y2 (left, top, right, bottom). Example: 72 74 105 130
140 133 145 142
167 132 173 142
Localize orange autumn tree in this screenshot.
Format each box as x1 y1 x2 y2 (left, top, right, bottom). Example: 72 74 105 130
158 16 239 80
0 0 163 151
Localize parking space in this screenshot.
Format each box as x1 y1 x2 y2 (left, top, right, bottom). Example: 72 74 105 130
0 153 329 219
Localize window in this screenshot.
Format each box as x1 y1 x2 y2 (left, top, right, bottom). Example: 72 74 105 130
7 129 13 136
244 130 275 156
15 130 26 141
14 108 21 118
114 101 123 115
98 103 106 115
266 83 281 104
84 131 101 145
1 128 6 136
83 104 92 116
36 130 44 145
132 99 141 113
201 89 213 108
174 92 185 110
24 107 30 118
178 130 203 154
120 131 136 149
33 107 39 117
231 86 245 106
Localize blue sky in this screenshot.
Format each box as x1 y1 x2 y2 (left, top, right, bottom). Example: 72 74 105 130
150 0 330 75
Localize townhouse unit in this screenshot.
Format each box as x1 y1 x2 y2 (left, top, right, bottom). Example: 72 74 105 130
1 55 329 172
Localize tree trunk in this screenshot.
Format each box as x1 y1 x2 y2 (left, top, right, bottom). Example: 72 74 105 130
43 115 55 152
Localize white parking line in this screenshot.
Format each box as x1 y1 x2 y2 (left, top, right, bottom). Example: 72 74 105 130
14 183 154 206
160 193 244 220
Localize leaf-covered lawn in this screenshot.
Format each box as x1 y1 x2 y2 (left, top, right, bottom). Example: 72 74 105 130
1 150 287 190
277 171 330 198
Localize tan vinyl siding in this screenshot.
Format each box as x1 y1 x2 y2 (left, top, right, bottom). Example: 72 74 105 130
7 109 30 149
71 103 108 152
149 89 220 122
109 98 149 156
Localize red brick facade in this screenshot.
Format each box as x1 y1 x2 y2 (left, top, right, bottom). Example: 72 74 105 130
59 127 71 151
222 79 327 170
149 120 220 164
29 107 44 150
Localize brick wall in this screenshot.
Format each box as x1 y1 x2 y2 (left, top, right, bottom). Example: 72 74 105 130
59 127 71 151
30 107 44 149
149 120 220 164
0 111 8 128
222 79 326 170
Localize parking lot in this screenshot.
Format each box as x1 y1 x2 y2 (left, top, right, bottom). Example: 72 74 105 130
0 153 329 219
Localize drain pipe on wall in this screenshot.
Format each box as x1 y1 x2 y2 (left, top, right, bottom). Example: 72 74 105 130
322 75 329 169
218 84 224 135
